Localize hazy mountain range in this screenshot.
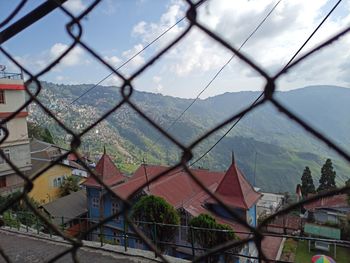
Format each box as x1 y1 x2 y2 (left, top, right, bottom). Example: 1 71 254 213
28 82 350 193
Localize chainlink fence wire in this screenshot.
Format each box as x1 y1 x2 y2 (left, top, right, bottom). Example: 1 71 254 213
0 0 350 262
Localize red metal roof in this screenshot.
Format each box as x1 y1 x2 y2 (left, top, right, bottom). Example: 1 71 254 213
113 161 261 211
113 165 224 204
111 162 263 241
84 153 125 188
0 112 28 118
303 194 349 211
261 236 283 262
0 84 25 90
208 161 262 210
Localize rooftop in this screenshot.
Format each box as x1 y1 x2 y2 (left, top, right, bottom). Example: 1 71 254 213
40 190 87 225
84 149 125 188
303 194 349 211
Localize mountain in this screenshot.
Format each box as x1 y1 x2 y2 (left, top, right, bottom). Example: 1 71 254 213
28 82 350 193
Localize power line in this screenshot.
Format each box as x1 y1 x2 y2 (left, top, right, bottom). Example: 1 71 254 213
55 17 186 116
190 0 343 167
22 7 189 142
149 0 283 150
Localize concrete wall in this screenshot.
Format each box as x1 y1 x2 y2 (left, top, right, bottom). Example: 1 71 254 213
0 143 31 177
1 117 29 144
0 90 26 112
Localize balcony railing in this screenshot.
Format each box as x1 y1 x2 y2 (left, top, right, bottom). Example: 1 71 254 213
0 72 22 80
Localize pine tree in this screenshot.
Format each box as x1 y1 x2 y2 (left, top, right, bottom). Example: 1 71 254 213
317 159 336 192
301 166 315 197
346 179 350 205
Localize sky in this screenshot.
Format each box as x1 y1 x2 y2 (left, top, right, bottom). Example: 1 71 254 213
0 0 350 99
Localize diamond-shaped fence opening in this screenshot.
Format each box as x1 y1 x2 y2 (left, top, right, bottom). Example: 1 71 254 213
1 1 350 263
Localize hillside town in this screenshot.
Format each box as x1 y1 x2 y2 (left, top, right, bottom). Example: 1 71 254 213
1 72 350 262
2 0 350 262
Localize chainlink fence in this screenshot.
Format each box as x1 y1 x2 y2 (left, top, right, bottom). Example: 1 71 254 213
1 0 350 262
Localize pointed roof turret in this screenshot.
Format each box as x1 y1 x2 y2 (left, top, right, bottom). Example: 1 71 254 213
208 155 261 210
84 150 125 188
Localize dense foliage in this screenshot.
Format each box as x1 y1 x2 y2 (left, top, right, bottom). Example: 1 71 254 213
189 214 237 248
29 82 350 192
132 195 180 252
28 122 55 144
59 176 80 197
189 214 239 263
346 179 350 205
0 192 39 227
317 159 337 192
300 166 316 197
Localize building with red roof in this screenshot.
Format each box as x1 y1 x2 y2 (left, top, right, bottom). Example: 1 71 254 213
84 148 125 188
84 149 126 235
303 194 350 225
84 154 284 261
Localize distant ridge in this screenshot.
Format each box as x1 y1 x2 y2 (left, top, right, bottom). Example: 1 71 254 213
28 82 350 192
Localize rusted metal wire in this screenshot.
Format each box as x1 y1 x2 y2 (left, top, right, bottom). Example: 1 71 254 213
1 0 350 262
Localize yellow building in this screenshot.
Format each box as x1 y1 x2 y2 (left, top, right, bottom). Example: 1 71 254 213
28 139 87 204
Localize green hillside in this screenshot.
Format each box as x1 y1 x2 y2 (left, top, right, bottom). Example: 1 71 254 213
28 82 350 193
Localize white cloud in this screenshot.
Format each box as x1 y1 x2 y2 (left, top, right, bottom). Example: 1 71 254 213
130 0 350 95
103 75 123 87
122 44 145 68
50 43 86 67
63 0 86 14
56 75 65 81
153 76 163 92
100 0 117 16
103 55 121 66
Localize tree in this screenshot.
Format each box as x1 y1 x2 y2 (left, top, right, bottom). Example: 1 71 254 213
300 166 316 197
132 195 180 252
346 179 350 205
189 214 239 263
28 122 55 144
59 176 80 197
317 159 336 192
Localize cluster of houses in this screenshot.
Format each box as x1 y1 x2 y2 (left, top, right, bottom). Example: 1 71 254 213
2 73 349 262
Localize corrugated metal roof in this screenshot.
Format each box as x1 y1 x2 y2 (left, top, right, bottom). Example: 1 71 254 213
41 190 87 225
304 194 349 211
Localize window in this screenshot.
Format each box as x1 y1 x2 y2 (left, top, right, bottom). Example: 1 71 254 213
92 197 100 208
111 201 119 213
53 178 58 187
0 90 5 104
112 201 120 221
0 177 6 188
0 149 10 164
113 232 121 244
57 177 62 186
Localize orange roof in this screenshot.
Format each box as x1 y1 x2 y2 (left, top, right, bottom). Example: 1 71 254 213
208 160 262 210
84 152 125 188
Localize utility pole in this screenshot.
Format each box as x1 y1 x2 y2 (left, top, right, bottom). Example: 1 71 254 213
142 157 150 191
